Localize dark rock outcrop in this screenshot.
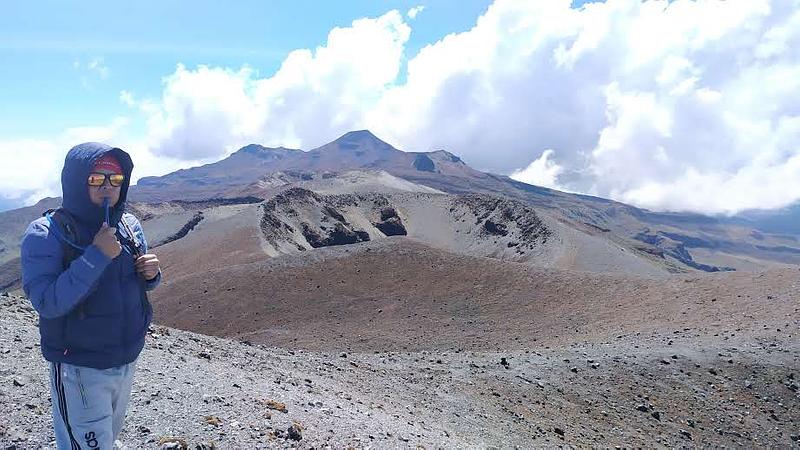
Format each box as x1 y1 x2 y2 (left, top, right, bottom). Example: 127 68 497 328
633 231 734 272
453 195 551 250
154 212 205 248
413 154 436 172
483 220 508 236
373 207 407 236
302 222 370 248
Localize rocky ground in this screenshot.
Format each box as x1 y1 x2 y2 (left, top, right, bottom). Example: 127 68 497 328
2 292 798 449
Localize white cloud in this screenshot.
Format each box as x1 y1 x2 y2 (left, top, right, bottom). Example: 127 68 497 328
119 90 136 107
73 57 110 90
0 118 197 210
408 6 425 19
369 0 800 214
0 139 68 207
6 0 800 215
0 121 128 208
87 57 110 79
125 10 411 160
510 149 564 189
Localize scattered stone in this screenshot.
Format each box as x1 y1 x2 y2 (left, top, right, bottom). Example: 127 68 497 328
204 416 222 426
651 411 661 421
515 375 533 384
287 423 303 441
197 352 211 360
12 379 24 387
554 427 565 436
636 404 649 413
680 429 692 440
500 357 510 368
195 443 217 450
570 367 578 373
158 437 188 450
708 368 718 376
263 399 288 413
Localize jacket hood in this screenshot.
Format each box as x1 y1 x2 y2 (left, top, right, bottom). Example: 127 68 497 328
61 142 134 230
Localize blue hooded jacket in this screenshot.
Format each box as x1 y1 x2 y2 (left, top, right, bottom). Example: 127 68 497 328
20 143 160 369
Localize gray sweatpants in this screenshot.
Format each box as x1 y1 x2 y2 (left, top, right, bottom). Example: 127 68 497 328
49 360 136 449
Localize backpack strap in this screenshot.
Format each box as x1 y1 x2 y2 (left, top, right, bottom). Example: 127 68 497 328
44 208 88 319
117 213 151 312
43 208 82 269
118 213 144 257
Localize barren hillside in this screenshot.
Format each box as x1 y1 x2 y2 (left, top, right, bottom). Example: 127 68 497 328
3 272 798 448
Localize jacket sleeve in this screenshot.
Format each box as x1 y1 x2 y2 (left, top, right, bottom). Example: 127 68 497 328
20 219 112 319
128 215 161 291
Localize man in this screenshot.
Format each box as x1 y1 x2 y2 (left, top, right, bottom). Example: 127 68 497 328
20 143 161 448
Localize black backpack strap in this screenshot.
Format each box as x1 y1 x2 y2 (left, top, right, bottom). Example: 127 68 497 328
44 208 81 269
44 208 87 319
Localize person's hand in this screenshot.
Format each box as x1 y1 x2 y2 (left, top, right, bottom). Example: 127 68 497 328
93 223 121 259
135 254 160 281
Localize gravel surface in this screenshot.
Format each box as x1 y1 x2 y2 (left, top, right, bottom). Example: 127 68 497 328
2 293 798 449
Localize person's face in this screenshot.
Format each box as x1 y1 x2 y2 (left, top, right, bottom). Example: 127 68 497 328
87 169 122 207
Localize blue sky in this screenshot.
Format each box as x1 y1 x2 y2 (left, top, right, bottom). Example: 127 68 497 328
0 0 497 138
1 0 797 215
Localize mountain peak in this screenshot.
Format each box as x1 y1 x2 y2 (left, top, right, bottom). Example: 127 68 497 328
238 144 269 155
234 144 298 159
428 149 464 164
338 129 379 141
328 130 396 152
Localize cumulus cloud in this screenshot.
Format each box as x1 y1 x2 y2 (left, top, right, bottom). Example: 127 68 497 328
394 0 800 214
7 0 800 215
125 10 411 161
0 119 127 208
0 118 196 211
510 149 564 189
367 0 800 215
408 6 425 19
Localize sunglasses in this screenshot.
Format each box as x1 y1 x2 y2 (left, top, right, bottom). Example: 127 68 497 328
87 173 125 187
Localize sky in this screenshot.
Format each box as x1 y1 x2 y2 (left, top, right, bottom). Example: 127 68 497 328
0 0 798 215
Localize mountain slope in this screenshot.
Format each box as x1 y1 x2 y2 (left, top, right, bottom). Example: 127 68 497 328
1 130 798 285
125 130 800 271
4 293 798 448
150 237 800 352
